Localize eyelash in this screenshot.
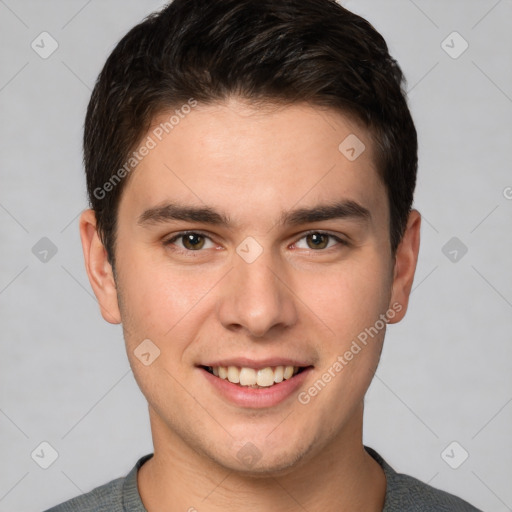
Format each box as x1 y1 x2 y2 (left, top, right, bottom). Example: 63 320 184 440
163 230 348 254
295 230 349 250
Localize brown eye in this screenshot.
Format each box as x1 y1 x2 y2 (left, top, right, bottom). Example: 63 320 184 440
181 233 206 250
294 231 347 251
306 232 330 249
164 232 215 252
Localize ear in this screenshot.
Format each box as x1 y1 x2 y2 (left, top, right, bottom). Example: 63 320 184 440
79 209 121 324
388 209 421 324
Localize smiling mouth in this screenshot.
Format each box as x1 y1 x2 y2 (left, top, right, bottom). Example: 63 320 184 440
201 365 310 388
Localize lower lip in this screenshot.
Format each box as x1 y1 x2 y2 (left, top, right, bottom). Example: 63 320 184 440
200 367 313 408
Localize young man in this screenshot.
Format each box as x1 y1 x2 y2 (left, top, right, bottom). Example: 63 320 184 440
47 0 481 510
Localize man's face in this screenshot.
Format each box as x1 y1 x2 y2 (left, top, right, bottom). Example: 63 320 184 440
106 99 404 474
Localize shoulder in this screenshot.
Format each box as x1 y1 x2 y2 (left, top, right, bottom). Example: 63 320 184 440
44 454 153 512
385 471 481 511
365 446 482 512
43 476 125 512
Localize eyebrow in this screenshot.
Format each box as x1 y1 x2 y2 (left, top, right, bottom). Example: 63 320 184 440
281 200 371 226
138 203 229 226
137 199 371 228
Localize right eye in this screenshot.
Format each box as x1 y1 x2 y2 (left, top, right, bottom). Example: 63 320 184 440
163 231 217 252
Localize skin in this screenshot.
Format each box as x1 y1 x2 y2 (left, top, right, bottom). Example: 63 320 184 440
80 98 421 511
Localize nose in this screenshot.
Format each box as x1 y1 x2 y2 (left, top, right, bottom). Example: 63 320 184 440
216 249 298 338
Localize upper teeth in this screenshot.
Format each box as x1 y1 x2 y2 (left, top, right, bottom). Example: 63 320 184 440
211 365 299 387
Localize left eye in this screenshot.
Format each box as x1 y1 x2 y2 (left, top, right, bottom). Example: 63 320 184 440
294 232 345 250
165 232 215 251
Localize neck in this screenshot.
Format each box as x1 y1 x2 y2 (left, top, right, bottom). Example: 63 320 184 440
138 405 386 512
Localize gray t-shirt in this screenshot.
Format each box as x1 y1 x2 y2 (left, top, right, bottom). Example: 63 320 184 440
44 446 482 511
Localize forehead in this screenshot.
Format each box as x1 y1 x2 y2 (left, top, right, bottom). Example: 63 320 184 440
119 98 388 232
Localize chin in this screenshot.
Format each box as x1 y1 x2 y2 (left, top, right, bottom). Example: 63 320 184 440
208 436 316 478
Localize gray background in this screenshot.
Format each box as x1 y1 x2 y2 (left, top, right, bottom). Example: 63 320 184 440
1 1 511 511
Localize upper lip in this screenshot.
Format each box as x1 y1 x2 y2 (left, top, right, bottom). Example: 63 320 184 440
198 357 313 369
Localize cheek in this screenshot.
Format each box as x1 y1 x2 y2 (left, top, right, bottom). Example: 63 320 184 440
296 259 392 422
115 248 219 344
116 263 209 392
302 255 392 342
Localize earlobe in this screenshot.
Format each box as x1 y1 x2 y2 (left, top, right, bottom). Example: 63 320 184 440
79 209 122 324
388 209 421 324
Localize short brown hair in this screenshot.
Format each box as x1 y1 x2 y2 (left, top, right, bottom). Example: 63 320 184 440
84 0 417 269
